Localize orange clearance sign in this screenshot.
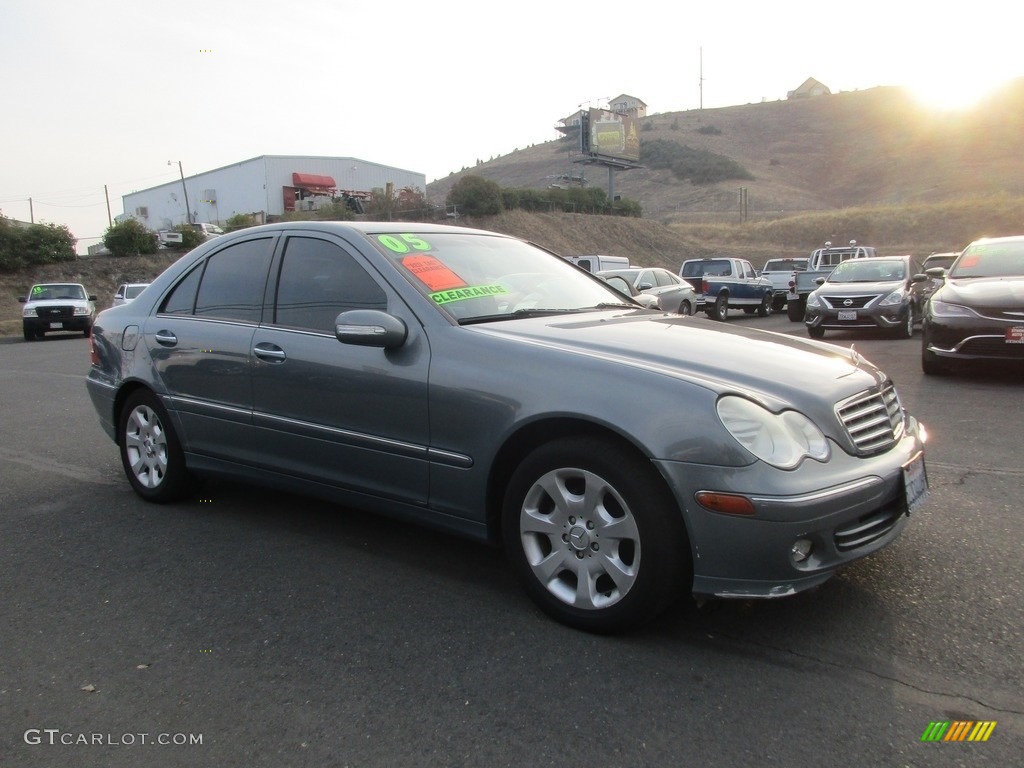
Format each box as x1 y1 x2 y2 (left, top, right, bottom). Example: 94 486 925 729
402 255 467 292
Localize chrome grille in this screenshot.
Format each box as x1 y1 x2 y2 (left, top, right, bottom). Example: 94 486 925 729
821 294 878 309
835 382 904 455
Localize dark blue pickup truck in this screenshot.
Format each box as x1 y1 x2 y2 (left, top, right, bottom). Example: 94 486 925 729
679 257 775 321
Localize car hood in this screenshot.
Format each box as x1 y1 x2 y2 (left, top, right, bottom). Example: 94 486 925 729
25 298 92 308
816 279 903 294
470 311 884 408
937 276 1024 308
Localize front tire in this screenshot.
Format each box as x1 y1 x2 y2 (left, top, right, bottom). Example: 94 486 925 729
895 308 914 339
119 389 194 502
808 325 825 339
502 437 689 634
757 293 772 317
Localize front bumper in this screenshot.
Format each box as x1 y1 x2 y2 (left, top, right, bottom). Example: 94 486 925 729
924 316 1024 361
805 306 905 331
24 315 93 333
655 418 926 598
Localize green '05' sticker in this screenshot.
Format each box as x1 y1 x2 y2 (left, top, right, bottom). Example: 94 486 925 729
377 234 432 253
430 285 508 305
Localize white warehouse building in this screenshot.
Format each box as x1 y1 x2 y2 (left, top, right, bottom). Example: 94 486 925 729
121 154 427 231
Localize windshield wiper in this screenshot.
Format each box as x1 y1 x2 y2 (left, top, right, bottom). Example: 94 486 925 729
459 308 579 325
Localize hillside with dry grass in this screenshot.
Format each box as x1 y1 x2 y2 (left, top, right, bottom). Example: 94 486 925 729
427 79 1024 225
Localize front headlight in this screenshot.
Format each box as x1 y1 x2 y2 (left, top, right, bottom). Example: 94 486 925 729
717 396 830 469
73 306 90 316
806 292 821 308
930 300 980 318
878 289 905 307
23 307 37 318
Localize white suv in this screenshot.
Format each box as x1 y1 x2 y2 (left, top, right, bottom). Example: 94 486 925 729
19 283 97 341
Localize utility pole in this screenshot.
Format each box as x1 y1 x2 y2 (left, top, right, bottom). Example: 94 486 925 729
169 160 192 225
699 47 704 110
29 197 34 223
104 185 112 227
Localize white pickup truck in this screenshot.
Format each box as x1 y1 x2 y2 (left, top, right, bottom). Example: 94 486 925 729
760 257 808 311
786 241 877 321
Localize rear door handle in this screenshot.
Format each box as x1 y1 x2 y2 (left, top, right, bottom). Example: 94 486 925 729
154 331 177 347
253 342 286 362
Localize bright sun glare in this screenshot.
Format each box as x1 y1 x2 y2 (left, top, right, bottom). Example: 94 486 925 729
907 71 1005 111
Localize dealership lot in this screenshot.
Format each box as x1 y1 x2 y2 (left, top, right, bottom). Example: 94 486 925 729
1 316 1021 767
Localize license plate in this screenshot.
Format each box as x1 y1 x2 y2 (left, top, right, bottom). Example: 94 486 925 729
1006 326 1024 344
903 451 929 515
838 310 857 320
49 322 64 329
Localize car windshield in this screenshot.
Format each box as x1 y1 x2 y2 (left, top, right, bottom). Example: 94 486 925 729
30 284 85 300
949 242 1024 278
369 231 635 323
828 260 905 283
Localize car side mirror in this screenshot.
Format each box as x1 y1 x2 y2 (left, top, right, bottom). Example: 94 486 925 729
638 282 653 291
18 297 26 303
925 267 946 278
911 273 928 283
815 277 826 285
89 295 97 301
334 309 407 349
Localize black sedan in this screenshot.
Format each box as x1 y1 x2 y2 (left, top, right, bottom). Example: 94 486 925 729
922 235 1024 374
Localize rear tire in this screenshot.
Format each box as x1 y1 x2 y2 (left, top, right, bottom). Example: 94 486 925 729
708 294 729 321
787 298 805 322
119 389 195 503
502 436 690 634
677 301 692 316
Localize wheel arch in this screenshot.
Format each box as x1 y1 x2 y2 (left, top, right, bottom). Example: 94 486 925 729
111 381 160 446
485 417 676 545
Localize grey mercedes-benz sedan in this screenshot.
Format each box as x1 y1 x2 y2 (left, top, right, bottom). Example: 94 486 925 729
86 222 928 633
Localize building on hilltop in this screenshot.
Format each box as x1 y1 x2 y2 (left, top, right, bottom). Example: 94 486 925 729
788 78 831 99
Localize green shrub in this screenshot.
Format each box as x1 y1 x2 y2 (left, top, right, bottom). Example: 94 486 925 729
172 224 205 250
641 138 754 184
698 125 722 135
0 215 76 271
103 219 157 257
446 175 503 216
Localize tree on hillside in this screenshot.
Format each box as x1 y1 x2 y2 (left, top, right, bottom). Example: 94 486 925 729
446 175 503 216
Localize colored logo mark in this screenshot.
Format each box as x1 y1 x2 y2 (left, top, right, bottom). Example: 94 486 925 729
921 721 997 742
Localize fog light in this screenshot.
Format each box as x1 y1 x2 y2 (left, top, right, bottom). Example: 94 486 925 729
791 539 813 562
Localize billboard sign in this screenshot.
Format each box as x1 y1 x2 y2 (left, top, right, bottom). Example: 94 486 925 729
582 108 640 163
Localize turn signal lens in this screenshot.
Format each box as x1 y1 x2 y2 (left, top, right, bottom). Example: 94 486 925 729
695 492 755 516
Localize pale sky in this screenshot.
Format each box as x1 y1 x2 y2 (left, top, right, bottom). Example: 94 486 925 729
2 0 1020 252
